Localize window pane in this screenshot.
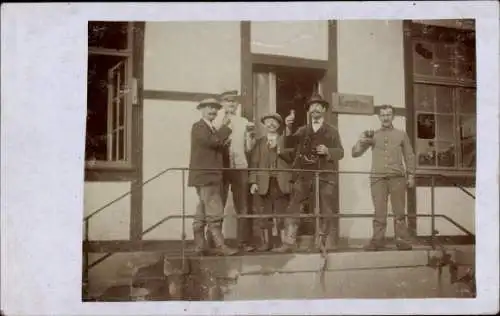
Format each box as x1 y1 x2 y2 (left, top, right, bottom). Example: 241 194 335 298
86 54 129 162
416 139 436 167
414 84 435 111
118 128 125 160
457 88 476 114
435 42 455 61
413 41 434 76
459 115 476 168
417 113 435 139
436 141 456 167
457 62 475 81
434 60 453 78
119 96 126 127
435 86 453 113
436 115 454 141
112 99 119 130
88 21 129 50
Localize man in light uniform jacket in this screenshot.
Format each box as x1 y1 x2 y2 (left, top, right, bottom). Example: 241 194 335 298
352 104 415 251
212 90 257 252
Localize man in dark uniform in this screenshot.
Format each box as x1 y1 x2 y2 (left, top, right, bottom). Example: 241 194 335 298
273 95 345 253
187 98 239 256
351 104 415 251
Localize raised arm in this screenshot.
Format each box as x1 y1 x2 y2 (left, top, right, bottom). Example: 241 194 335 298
192 123 232 149
352 133 373 158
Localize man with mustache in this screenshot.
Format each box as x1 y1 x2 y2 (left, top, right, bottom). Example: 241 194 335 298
274 95 345 253
249 113 294 251
187 98 239 256
352 104 415 251
211 90 257 252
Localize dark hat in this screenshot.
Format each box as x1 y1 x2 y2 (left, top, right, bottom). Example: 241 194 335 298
197 98 222 110
306 94 329 110
260 113 283 126
219 90 241 102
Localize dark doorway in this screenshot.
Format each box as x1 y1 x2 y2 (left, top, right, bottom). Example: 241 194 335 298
274 66 325 236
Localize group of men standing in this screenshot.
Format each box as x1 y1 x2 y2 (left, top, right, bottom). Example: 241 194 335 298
187 89 416 256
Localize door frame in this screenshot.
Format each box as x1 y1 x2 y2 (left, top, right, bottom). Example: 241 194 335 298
240 20 340 243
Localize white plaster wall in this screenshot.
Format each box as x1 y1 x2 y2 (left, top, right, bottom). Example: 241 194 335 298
141 21 241 240
142 100 237 240
336 20 406 239
251 21 328 60
416 187 475 236
83 182 131 240
143 21 241 93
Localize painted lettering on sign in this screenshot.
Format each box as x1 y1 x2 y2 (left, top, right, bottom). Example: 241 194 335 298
331 92 375 115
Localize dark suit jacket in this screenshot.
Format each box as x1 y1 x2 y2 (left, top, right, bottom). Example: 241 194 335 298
285 122 344 182
187 119 232 187
248 135 294 195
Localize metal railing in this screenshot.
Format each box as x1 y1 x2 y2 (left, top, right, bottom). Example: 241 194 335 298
82 167 476 297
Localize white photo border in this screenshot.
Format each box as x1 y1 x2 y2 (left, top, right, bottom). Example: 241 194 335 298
1 1 498 315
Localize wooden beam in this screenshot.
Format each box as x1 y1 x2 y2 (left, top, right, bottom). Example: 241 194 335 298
130 22 145 241
403 20 418 235
252 53 329 70
241 21 253 120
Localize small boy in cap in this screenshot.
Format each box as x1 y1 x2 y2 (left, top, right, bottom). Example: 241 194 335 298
187 98 239 256
248 113 294 251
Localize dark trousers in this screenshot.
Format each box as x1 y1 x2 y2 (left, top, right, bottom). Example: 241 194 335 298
221 170 253 245
370 177 411 243
255 177 289 230
285 176 335 236
193 185 225 231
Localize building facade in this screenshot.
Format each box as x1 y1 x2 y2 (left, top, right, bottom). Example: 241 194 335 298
84 19 476 250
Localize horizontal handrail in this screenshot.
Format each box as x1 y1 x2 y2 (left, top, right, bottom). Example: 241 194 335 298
84 167 475 222
435 174 476 199
84 211 474 272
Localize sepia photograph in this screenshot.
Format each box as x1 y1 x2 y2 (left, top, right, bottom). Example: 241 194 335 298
82 19 478 302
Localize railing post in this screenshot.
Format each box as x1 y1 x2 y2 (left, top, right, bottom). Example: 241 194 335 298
314 171 321 250
431 176 436 250
181 169 186 272
83 220 89 298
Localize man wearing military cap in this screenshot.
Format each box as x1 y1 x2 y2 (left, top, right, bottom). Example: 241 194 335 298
187 98 239 256
248 112 294 251
210 90 257 252
274 94 345 253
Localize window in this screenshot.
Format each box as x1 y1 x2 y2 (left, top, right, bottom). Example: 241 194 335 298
86 22 135 168
411 22 476 171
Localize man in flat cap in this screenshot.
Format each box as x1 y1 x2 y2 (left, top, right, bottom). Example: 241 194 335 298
248 113 294 251
274 95 345 253
187 98 239 256
211 90 257 252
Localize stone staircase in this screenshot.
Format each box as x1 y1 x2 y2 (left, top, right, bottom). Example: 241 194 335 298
83 241 475 301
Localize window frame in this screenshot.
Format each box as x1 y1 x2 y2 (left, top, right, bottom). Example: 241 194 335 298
411 23 476 176
85 22 135 171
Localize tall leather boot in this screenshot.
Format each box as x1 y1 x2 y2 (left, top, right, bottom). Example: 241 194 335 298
256 227 272 252
272 222 298 253
192 227 206 256
209 224 239 256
